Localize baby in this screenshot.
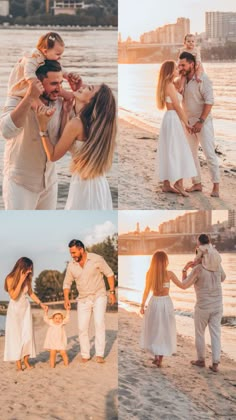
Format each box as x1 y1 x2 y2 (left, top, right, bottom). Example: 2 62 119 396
7 31 81 105
178 33 204 92
194 234 222 272
43 308 70 368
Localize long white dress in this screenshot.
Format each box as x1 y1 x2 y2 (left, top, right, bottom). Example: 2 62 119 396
4 286 36 361
65 141 113 210
157 93 197 183
140 292 176 356
43 313 69 351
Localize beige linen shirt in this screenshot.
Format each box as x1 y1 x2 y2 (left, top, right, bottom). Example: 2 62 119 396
63 252 114 300
182 73 214 125
183 264 226 310
0 96 63 192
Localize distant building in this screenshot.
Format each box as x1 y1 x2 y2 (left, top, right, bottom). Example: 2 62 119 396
206 11 236 41
159 211 212 235
0 0 9 16
140 17 190 44
228 210 236 228
52 0 98 16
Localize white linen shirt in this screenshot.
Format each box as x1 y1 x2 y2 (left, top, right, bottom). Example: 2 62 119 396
63 252 114 300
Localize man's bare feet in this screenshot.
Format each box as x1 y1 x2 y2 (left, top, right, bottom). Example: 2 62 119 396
174 183 189 197
191 360 206 367
210 183 219 197
209 363 219 372
162 186 179 194
185 183 202 193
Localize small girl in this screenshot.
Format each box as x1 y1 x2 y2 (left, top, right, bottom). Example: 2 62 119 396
178 33 204 92
194 234 222 272
43 308 70 368
7 31 81 103
140 250 186 368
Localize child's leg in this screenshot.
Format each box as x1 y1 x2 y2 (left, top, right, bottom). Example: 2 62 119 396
23 355 34 369
50 350 57 368
60 350 69 366
174 179 189 197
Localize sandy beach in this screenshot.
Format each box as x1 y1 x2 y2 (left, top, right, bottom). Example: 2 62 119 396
119 308 236 420
118 119 236 210
0 308 118 420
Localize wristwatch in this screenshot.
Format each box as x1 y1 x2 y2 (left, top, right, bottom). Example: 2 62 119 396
39 130 49 137
109 290 115 295
198 117 205 124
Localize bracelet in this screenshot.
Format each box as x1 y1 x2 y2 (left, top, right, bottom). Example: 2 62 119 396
109 290 115 295
39 130 49 137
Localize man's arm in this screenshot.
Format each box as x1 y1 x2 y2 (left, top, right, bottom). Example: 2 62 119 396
98 256 116 305
63 265 74 310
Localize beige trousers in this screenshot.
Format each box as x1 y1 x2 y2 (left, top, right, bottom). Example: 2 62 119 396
194 305 223 364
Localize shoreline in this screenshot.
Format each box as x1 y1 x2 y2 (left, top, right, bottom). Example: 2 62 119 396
118 117 236 210
0 25 117 31
0 308 118 419
119 308 236 419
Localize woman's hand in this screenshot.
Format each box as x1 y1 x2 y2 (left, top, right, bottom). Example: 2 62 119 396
63 96 74 114
185 123 193 134
37 106 56 131
20 269 32 285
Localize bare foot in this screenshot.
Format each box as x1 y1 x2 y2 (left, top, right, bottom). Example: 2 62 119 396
191 360 205 367
210 191 219 198
162 186 179 194
185 184 202 193
174 183 189 197
209 363 219 372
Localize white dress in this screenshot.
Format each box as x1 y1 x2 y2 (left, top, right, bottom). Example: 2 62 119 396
43 313 69 351
4 286 36 361
140 286 176 356
65 141 113 210
157 93 197 183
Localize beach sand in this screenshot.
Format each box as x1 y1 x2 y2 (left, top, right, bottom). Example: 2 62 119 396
0 308 118 420
119 308 236 420
118 119 236 210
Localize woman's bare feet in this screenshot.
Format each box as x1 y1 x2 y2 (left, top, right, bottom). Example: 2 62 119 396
152 355 163 367
174 182 189 197
209 363 219 372
162 181 179 194
16 360 23 371
23 356 34 369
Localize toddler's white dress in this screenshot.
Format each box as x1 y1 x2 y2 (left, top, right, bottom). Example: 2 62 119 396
43 313 69 350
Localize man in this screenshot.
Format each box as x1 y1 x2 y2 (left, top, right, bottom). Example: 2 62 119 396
0 60 64 209
181 239 226 373
179 52 220 197
63 239 116 363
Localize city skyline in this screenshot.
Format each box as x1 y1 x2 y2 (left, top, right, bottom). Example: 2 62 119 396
119 0 236 40
119 210 228 234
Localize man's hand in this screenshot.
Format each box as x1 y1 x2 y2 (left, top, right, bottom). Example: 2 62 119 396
192 121 203 134
26 78 44 101
109 293 116 305
64 299 71 310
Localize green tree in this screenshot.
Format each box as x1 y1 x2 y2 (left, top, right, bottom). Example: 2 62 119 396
34 270 64 302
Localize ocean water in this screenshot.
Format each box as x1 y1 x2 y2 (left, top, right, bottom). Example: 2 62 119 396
119 63 236 168
0 28 118 209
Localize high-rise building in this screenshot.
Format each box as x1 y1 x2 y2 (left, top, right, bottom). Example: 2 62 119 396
140 17 190 44
206 11 236 41
228 210 236 228
0 0 9 16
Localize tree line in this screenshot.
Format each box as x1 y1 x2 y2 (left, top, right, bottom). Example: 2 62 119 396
34 234 118 302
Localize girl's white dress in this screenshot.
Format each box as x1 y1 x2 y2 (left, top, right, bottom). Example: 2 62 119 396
43 313 69 350
157 93 197 183
4 286 36 361
140 291 176 356
65 141 113 210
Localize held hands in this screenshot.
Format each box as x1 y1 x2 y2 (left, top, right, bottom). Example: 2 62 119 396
64 299 71 310
36 105 56 131
191 121 203 134
40 303 48 311
140 306 145 315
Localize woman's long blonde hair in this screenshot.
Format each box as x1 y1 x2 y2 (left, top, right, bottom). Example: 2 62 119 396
146 250 169 294
156 60 176 110
71 84 117 179
4 257 33 293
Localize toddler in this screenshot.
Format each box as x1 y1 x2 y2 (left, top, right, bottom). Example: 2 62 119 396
43 308 70 368
194 234 222 272
7 32 81 104
178 33 204 92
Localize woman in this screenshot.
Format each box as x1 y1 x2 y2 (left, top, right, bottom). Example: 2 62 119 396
140 250 187 367
37 83 117 210
4 257 47 370
156 60 197 197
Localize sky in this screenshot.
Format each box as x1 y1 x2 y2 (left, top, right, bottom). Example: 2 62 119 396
0 211 117 301
119 210 228 234
119 0 236 40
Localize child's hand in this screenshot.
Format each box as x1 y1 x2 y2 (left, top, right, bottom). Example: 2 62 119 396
66 73 83 92
140 306 145 315
41 304 48 312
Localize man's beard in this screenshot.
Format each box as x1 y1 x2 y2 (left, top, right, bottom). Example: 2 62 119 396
75 255 82 262
42 91 57 102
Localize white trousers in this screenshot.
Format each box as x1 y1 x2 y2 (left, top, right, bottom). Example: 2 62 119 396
3 178 57 210
186 119 220 184
194 305 223 364
77 295 107 359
